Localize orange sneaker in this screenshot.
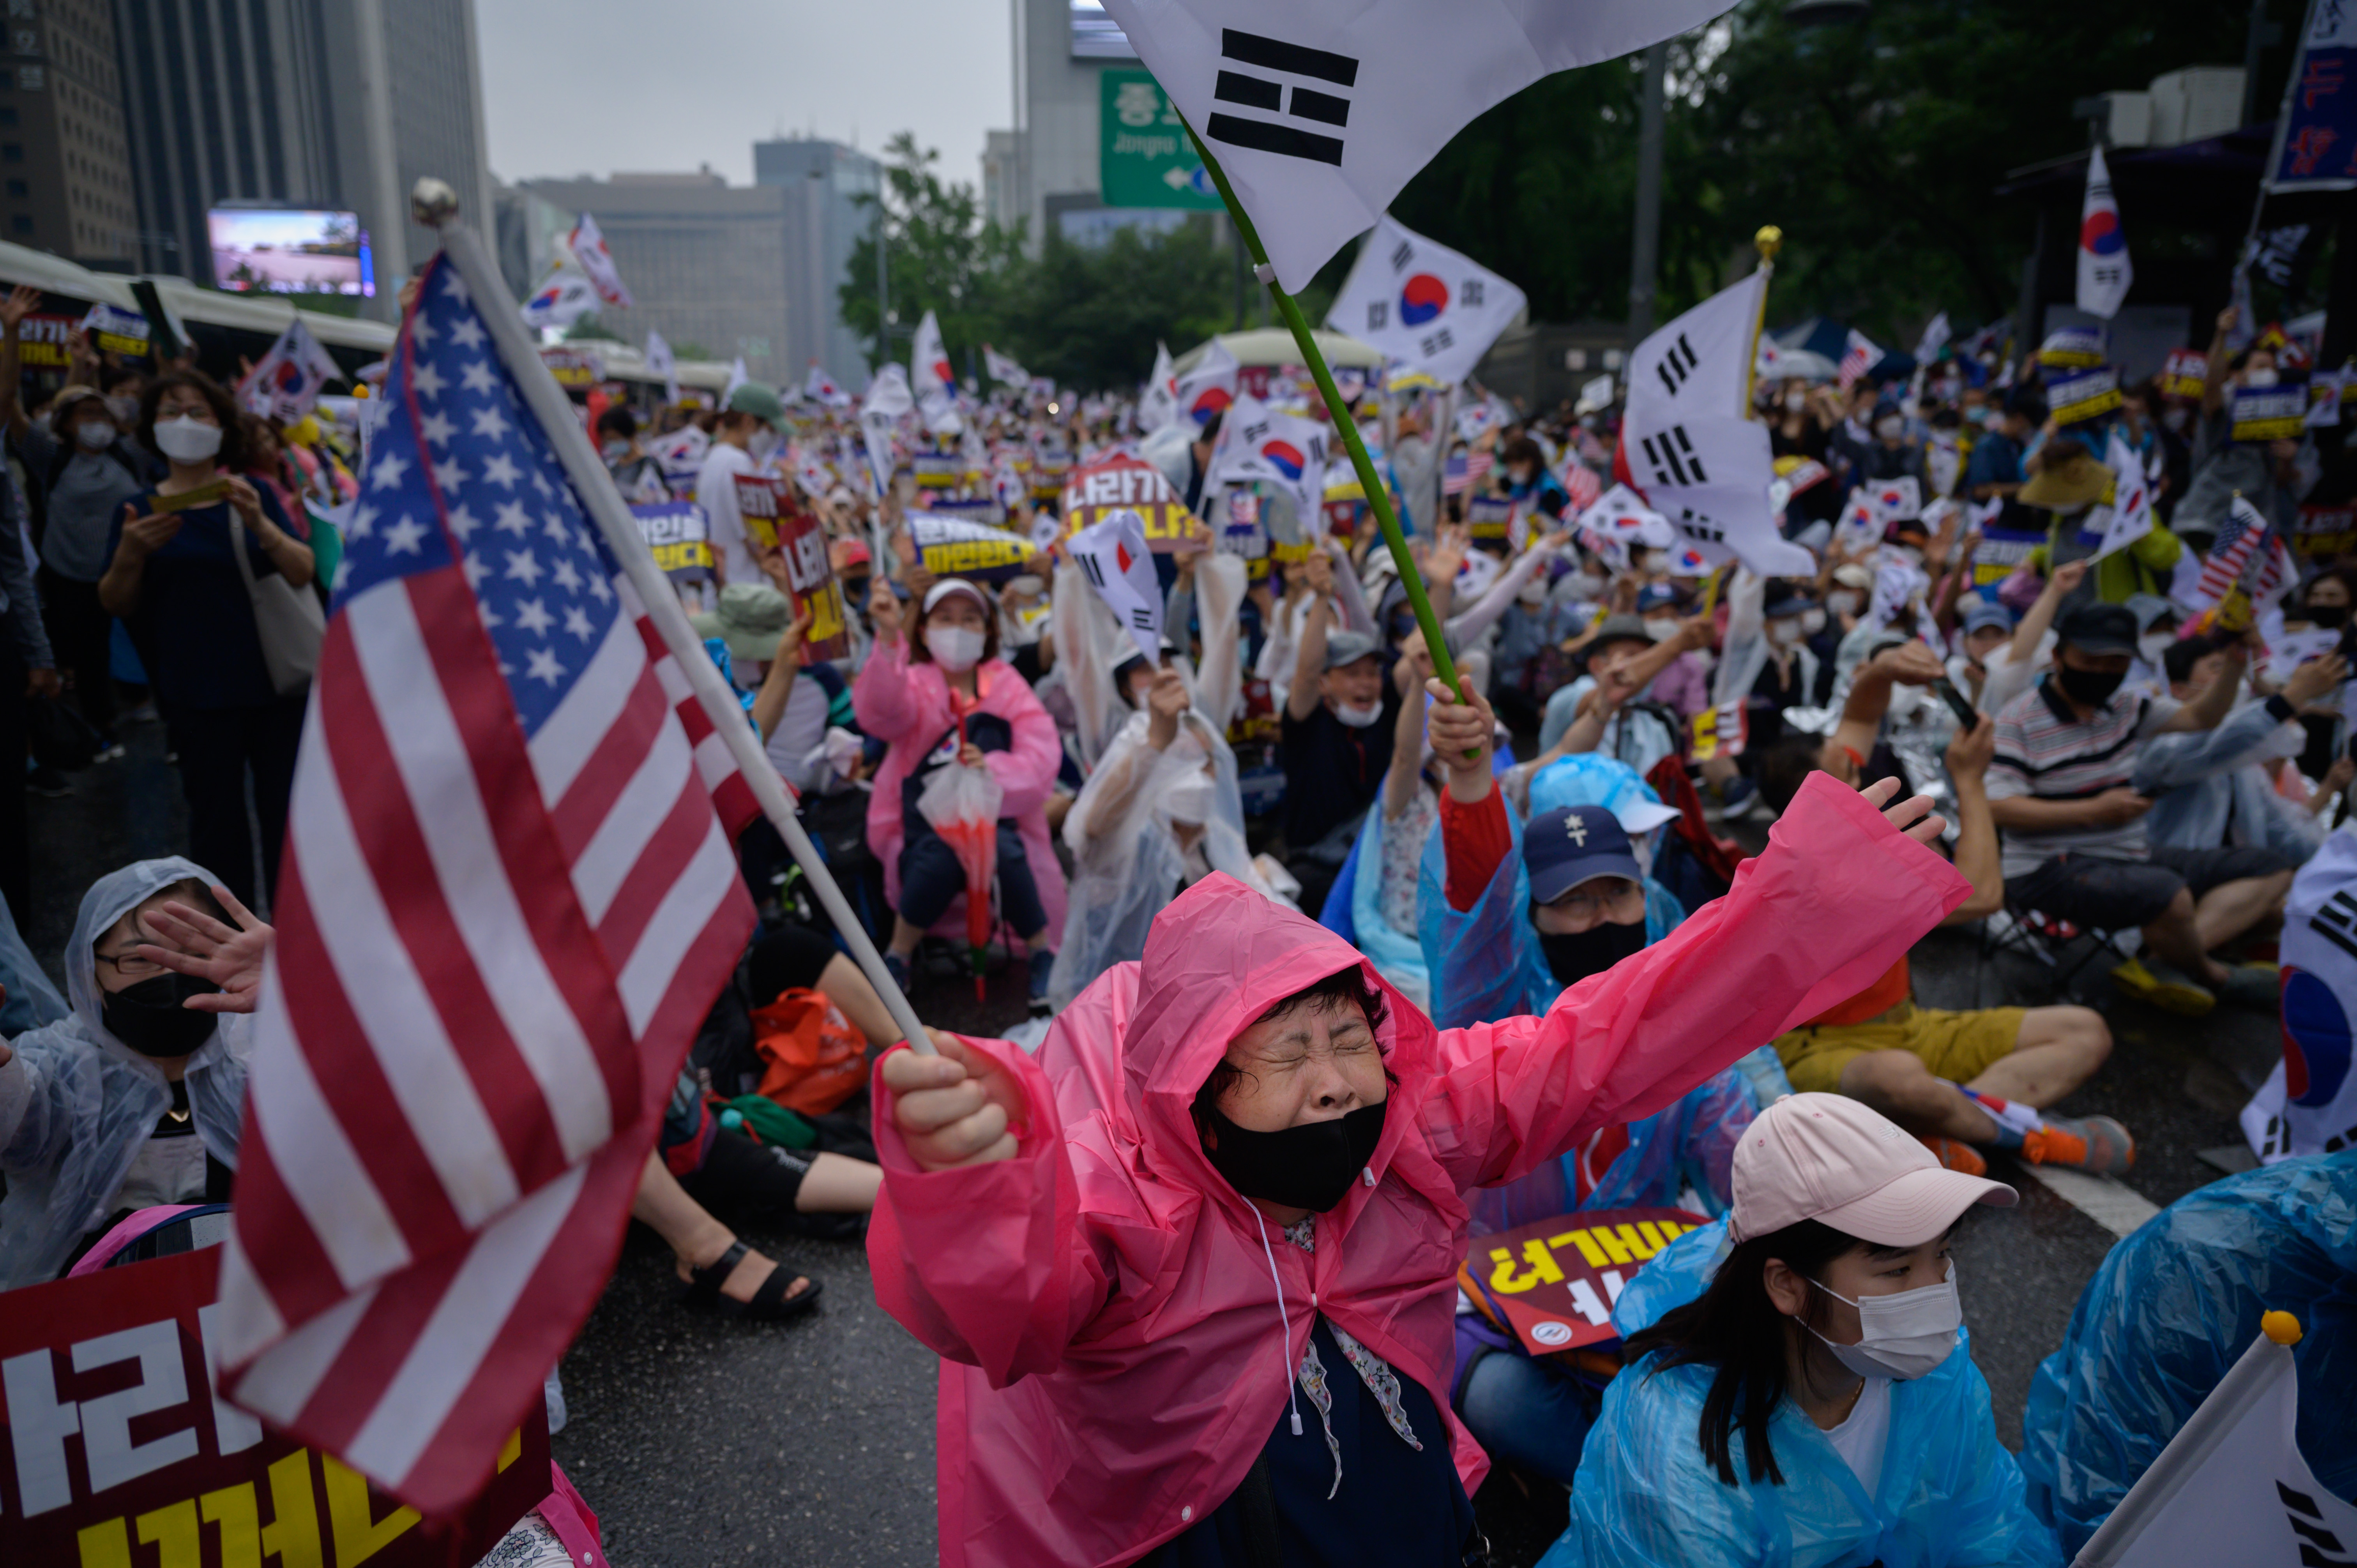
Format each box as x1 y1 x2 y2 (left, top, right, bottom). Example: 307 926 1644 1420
2020 1114 2135 1174
1918 1136 1988 1177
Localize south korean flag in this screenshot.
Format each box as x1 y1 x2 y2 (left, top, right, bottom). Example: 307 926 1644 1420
2242 827 2357 1164
1099 0 1739 291
1207 392 1331 526
1326 215 1526 387
1626 270 1765 425
1069 507 1166 666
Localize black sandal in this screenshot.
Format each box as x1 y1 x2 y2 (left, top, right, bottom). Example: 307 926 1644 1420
676 1240 823 1322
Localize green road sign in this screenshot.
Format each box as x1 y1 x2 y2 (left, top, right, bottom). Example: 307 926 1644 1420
1100 69 1222 210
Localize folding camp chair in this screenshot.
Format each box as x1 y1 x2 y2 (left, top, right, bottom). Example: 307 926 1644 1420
1978 898 2136 999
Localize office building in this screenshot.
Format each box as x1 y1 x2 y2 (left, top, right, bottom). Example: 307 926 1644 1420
516 171 795 385
111 0 492 318
1 0 138 265
994 0 1194 248
752 137 878 385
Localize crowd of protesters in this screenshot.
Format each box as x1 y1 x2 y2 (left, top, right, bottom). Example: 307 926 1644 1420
0 273 2352 1568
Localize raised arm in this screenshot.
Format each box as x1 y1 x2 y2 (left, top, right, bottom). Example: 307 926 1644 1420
0 285 39 435
2156 640 2252 735
1285 551 1337 722
1422 774 1970 1191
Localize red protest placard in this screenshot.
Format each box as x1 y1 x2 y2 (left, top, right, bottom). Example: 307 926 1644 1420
0 1246 546 1565
1061 452 1204 553
774 504 851 661
731 471 798 550
1458 1206 1708 1356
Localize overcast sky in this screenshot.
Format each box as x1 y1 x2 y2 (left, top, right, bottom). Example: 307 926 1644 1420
474 0 1012 189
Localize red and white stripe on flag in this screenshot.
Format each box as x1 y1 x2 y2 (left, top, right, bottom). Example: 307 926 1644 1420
2191 498 2268 609
211 254 756 1517
1562 462 1602 515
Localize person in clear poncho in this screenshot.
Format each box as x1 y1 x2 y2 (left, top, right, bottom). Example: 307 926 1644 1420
0 857 265 1289
1047 550 1285 1014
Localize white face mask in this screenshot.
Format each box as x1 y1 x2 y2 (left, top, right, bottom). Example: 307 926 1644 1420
1827 590 1862 617
1803 1263 1961 1381
1769 620 1804 646
1642 617 1677 642
600 438 631 462
74 419 117 452
2162 406 2190 432
106 395 139 424
1332 699 1383 728
153 414 223 463
747 427 781 459
925 625 986 673
1163 770 1215 825
1785 391 1808 413
2138 632 2171 666
1874 417 1905 441
2243 367 2280 388
1801 607 1827 636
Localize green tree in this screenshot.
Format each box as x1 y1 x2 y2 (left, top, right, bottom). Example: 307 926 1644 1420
995 219 1232 390
840 132 1023 374
563 318 623 343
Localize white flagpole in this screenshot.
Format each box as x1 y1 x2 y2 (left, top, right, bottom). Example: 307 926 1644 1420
2071 1315 2302 1566
410 179 935 1055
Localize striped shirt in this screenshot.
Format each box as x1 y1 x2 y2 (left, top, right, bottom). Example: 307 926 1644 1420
1986 677 2181 877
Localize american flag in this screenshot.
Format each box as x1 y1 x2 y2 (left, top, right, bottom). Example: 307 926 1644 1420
2191 496 2271 609
1837 328 1885 392
214 255 757 1514
1561 461 1603 514
1443 447 1493 497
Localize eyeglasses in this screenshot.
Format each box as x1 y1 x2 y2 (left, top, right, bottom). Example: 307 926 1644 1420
93 948 170 979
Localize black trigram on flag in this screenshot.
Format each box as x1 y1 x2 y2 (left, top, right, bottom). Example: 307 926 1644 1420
1078 552 1109 589
1673 506 1726 545
1209 30 1358 166
1654 333 1700 400
1640 424 1710 487
2279 1482 2354 1564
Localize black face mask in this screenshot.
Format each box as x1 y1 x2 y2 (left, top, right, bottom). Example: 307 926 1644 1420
844 577 870 611
2055 664 2127 708
100 973 220 1059
1202 1099 1387 1213
1537 917 1648 988
2309 604 2349 629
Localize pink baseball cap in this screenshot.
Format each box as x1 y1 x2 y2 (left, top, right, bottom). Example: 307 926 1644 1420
1728 1093 2016 1247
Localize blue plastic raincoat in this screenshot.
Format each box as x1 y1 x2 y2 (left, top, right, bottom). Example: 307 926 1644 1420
0 858 248 1290
2018 1149 2357 1557
1542 1216 2058 1568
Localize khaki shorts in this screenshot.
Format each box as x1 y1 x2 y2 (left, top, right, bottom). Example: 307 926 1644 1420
1775 1002 2028 1095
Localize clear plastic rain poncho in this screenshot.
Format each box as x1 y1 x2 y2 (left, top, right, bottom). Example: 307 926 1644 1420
0 886 67 1035
2018 1149 2357 1558
0 858 249 1290
1416 754 1686 1031
1540 1215 2060 1568
1047 553 1282 1012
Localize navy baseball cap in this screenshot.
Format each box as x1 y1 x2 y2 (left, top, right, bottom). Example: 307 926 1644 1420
1960 599 2012 636
1636 582 1679 615
1524 806 1644 905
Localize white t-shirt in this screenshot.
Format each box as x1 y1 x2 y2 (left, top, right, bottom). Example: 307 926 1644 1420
1823 1375 1892 1497
113 1133 208 1215
694 442 759 586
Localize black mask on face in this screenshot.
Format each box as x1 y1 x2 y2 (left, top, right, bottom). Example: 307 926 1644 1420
100 973 221 1058
2309 604 2349 629
1537 917 1648 988
1202 1099 1387 1213
2055 664 2127 708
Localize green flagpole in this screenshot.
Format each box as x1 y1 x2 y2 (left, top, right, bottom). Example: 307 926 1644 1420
1186 125 1467 705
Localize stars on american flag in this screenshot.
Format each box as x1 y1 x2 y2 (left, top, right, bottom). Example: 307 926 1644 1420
333 256 624 736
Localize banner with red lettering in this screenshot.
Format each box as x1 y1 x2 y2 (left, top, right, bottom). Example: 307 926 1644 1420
774 502 851 660
1458 1206 1708 1358
1061 452 1205 553
0 1248 544 1565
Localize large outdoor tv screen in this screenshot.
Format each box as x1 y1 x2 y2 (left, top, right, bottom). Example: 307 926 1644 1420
208 208 373 297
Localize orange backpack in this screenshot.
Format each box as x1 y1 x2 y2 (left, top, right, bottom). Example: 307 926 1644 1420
750 987 867 1116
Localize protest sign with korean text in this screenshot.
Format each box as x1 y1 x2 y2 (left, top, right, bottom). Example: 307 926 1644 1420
1062 450 1203 551
0 1246 546 1566
1458 1206 1709 1360
631 501 713 588
774 501 851 660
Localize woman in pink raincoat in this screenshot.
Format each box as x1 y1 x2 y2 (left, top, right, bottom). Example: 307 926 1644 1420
855 577 1067 1015
872 682 1972 1568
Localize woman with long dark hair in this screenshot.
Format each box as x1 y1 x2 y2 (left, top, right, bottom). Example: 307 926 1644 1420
1540 1093 2058 1568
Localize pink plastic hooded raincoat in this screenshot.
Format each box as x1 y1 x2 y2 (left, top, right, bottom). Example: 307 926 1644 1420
852 634 1068 939
869 772 1969 1568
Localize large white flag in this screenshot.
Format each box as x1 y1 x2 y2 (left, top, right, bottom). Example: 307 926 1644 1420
1173 336 1241 430
1068 507 1165 666
237 316 341 420
2077 145 2134 321
2090 426 2155 562
644 328 678 403
1914 311 1952 365
1626 269 1764 425
1325 215 1525 386
521 263 598 330
860 365 914 497
983 343 1030 386
2073 1326 2355 1566
1140 340 1180 431
1207 391 1329 524
2242 826 2357 1162
1099 0 1738 291
567 211 633 307
911 309 959 432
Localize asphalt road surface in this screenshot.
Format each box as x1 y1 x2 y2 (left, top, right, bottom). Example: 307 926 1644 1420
22 729 2284 1568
